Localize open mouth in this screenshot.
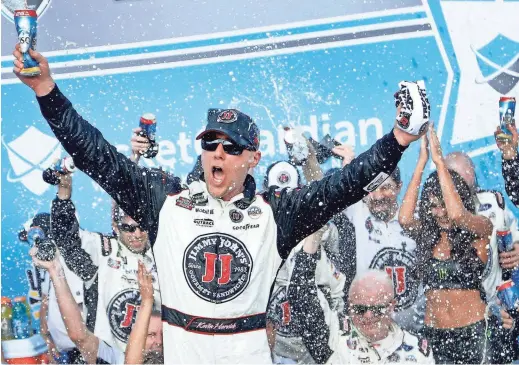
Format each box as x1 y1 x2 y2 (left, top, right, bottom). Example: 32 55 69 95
212 166 224 184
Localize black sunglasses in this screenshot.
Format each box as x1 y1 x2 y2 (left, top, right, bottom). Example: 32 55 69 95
350 304 389 316
201 138 246 156
118 223 144 233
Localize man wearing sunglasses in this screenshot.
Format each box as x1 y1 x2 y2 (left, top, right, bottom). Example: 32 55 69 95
288 259 435 364
48 171 161 354
15 47 424 364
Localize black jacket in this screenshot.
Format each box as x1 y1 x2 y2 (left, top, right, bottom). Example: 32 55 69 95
502 154 519 208
37 85 407 258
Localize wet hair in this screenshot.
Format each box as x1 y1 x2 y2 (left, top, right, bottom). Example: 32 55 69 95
415 169 480 277
348 269 394 300
143 350 164 364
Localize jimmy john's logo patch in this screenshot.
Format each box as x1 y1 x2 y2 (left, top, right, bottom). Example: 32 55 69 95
107 289 141 343
369 247 418 309
278 171 291 184
217 110 238 123
183 233 252 303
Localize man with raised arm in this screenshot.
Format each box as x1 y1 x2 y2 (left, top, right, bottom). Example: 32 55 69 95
13 45 424 363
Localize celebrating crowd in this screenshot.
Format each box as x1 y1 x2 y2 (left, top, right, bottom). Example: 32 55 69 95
8 44 519 364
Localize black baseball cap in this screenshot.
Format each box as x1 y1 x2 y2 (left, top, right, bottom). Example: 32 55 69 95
196 109 260 151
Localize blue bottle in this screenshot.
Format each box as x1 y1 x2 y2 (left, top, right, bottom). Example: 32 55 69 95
12 297 32 339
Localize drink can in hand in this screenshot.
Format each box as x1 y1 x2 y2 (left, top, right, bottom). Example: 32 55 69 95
497 230 514 252
497 97 516 141
14 10 40 77
497 280 519 311
139 113 159 158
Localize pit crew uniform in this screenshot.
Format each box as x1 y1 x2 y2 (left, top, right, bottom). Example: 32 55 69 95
50 199 160 352
268 226 345 364
334 202 423 334
287 250 434 364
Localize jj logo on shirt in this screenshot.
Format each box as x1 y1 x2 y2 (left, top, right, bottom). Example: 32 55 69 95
107 289 141 343
183 233 253 303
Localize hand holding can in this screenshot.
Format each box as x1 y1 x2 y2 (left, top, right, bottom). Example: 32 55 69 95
14 10 40 77
496 97 516 142
138 113 159 158
497 280 519 311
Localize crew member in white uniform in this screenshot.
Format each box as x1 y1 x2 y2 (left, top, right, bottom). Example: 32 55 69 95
264 160 345 364
41 258 84 363
287 253 434 364
48 172 160 353
327 156 423 334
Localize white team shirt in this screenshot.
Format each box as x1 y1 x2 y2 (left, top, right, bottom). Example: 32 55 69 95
328 319 434 364
344 201 422 332
97 340 125 364
79 231 160 353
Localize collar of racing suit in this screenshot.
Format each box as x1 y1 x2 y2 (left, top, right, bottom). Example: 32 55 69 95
188 172 257 208
345 318 404 361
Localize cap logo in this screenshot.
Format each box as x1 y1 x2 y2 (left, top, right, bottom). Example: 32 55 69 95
278 172 291 184
217 110 238 123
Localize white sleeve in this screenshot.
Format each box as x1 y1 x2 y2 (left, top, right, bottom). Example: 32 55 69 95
78 230 103 266
97 340 125 364
344 201 361 221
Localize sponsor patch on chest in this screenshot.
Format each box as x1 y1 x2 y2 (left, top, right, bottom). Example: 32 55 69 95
176 197 194 210
369 247 418 309
194 218 214 228
107 289 141 343
183 233 252 304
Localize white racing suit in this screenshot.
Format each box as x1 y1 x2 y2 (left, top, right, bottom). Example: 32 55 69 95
268 224 345 364
287 250 434 364
327 320 434 364
50 198 160 352
38 85 408 364
333 202 423 334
